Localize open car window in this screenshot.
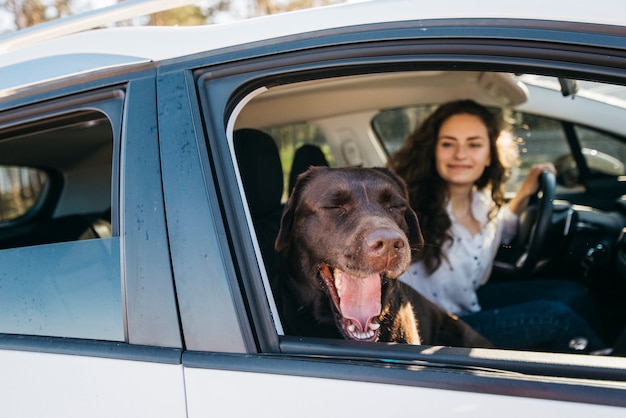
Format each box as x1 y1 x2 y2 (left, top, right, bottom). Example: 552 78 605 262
228 69 626 362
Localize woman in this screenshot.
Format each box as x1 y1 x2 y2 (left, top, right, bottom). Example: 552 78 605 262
388 99 604 353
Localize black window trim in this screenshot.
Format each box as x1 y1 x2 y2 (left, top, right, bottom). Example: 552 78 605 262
0 333 182 365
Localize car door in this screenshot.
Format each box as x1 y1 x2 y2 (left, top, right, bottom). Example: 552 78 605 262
159 16 626 417
0 74 186 417
159 64 616 418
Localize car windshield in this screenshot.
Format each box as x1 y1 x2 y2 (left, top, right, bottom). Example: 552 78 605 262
517 75 626 108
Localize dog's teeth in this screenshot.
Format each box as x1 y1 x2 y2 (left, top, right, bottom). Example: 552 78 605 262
360 331 374 340
334 277 342 293
347 322 378 340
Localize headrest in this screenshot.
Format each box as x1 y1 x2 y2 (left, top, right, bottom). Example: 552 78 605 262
288 144 329 194
234 128 284 218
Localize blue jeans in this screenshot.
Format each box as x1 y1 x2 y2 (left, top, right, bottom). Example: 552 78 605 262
461 279 605 353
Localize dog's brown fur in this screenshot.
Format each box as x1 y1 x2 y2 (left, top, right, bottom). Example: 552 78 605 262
274 166 491 347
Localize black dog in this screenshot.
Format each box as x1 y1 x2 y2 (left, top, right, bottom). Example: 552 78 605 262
273 166 490 347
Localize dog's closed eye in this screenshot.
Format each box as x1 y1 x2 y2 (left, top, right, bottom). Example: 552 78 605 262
377 190 407 214
322 206 348 217
329 189 353 205
388 204 406 213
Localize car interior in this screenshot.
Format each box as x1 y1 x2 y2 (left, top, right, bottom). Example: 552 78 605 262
233 69 626 354
2 67 626 355
0 110 113 249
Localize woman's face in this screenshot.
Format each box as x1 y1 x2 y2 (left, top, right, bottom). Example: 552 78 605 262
435 113 491 188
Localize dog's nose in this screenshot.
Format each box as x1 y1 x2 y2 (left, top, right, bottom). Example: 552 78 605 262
366 228 405 255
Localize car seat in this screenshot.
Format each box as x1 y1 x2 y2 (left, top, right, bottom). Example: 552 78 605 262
233 128 284 284
288 144 329 195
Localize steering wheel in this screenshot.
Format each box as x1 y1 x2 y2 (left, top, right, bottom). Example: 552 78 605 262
510 170 556 278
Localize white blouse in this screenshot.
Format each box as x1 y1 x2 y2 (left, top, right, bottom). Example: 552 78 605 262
399 189 518 316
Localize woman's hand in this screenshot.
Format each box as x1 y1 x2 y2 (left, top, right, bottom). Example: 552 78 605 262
508 163 556 215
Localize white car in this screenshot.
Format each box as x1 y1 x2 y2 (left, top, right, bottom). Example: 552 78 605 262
1 0 626 416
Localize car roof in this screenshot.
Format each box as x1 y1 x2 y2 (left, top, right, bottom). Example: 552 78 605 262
0 0 625 97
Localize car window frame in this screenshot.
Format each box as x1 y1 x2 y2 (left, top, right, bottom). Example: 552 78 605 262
0 88 125 341
194 18 626 371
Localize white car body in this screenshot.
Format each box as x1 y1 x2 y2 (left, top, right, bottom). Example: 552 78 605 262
1 0 626 416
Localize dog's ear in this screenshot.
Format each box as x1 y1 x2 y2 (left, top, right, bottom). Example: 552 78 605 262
404 204 424 251
372 167 423 250
274 198 295 254
275 166 319 254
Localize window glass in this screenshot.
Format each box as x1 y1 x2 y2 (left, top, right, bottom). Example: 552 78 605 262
508 111 575 193
0 166 48 223
266 122 333 200
0 104 122 341
576 125 626 177
0 238 123 340
371 105 437 155
372 106 580 194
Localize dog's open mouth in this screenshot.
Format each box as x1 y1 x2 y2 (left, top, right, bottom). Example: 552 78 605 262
319 264 382 342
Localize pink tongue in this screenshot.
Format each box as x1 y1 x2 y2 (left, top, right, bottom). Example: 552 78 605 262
337 272 381 332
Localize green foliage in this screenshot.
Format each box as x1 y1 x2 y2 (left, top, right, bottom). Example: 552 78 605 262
1 0 73 30
266 122 333 200
147 5 209 26
1 0 350 32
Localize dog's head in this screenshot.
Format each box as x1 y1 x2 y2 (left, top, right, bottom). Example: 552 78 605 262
275 166 423 342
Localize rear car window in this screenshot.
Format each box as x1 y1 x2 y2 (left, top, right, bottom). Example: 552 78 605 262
0 100 123 341
266 122 333 200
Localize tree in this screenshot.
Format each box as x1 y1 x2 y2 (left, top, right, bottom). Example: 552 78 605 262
255 0 344 15
1 0 349 32
1 0 73 30
146 4 209 26
142 0 346 26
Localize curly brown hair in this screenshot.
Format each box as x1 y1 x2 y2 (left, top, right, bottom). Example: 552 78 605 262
387 99 509 274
